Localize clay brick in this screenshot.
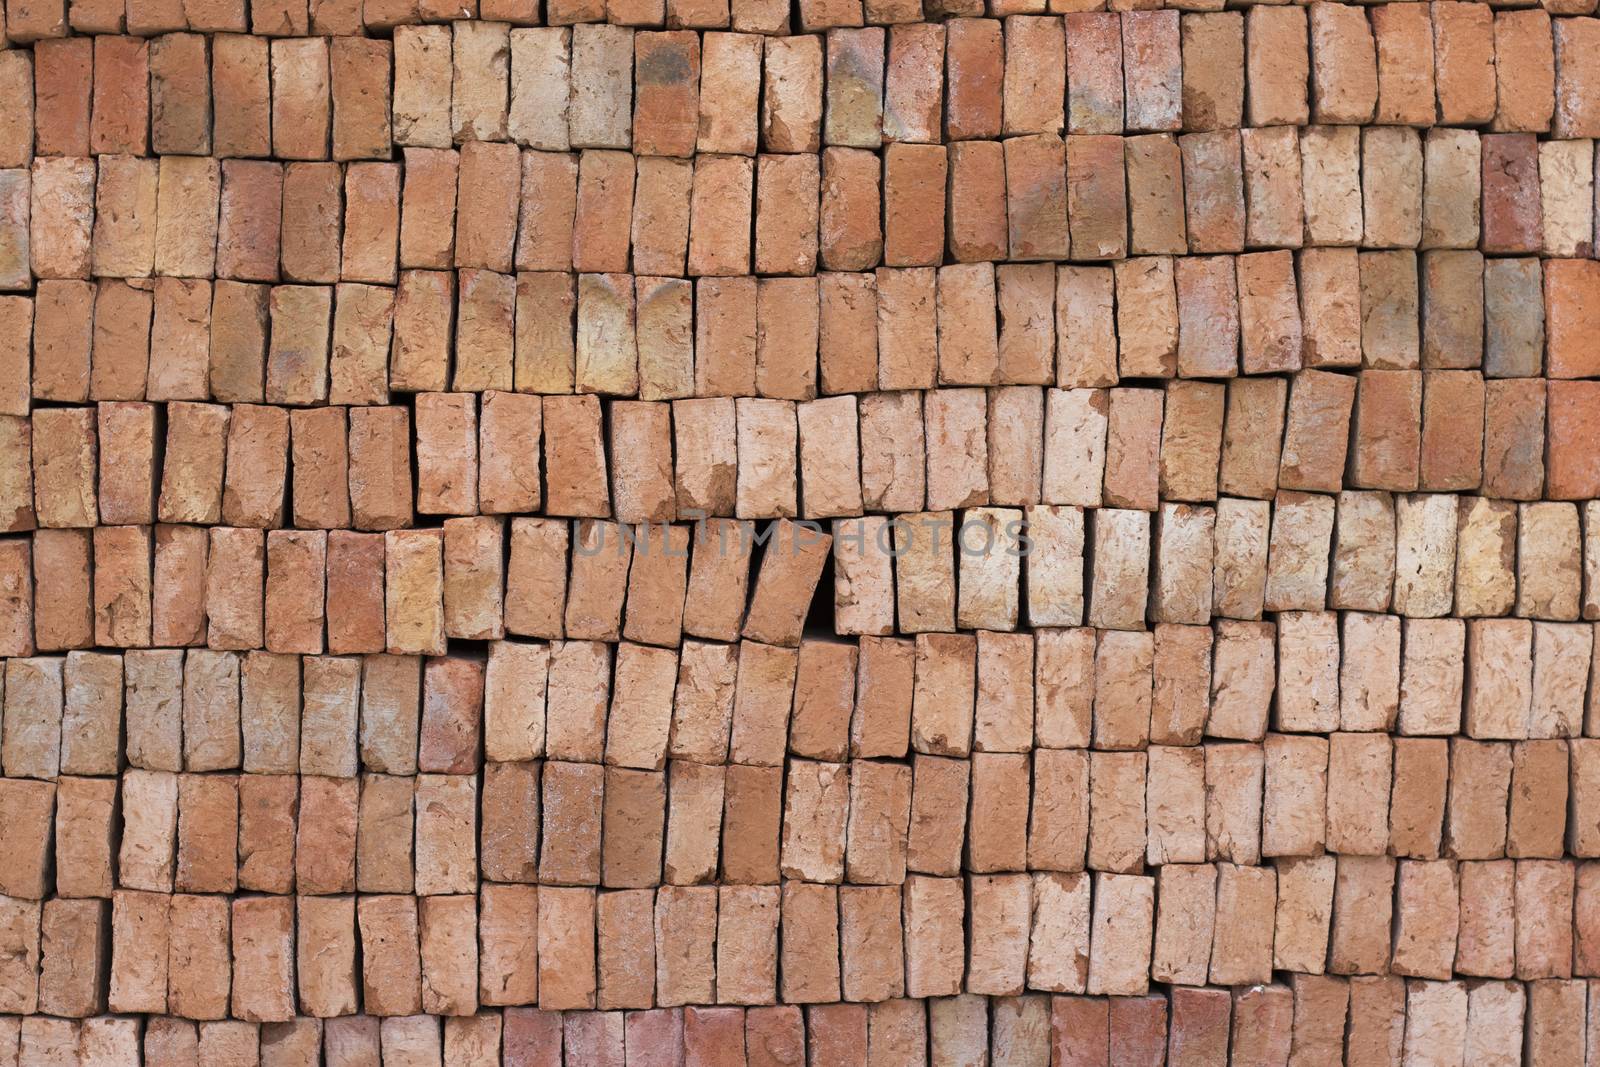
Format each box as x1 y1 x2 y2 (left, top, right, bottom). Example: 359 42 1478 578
1127 135 1186 257
1180 131 1245 255
392 27 451 149
875 26 940 145
447 22 510 145
172 773 238 897
385 529 446 657
566 25 632 149
1310 3 1376 124
89 525 151 650
624 31 699 158
183 539 251 648
353 773 414 895
90 37 149 156
228 895 294 1023
1481 134 1542 255
395 150 458 272
690 34 759 155
107 889 167 1015
92 159 158 281
476 884 538 1009
1493 9 1555 132
508 30 571 151
1241 126 1302 250
1064 136 1126 262
539 760 603 885
25 534 84 652
29 157 94 281
1372 4 1433 126
1004 135 1068 262
602 768 665 888
1202 739 1263 857
537 887 596 1010
33 40 90 158
358 896 422 1016
454 143 520 275
1246 6 1308 127
1237 250 1303 374
985 274 1052 393
1300 126 1361 247
330 38 391 161
1002 16 1064 136
880 143 947 267
1548 380 1600 500
1174 11 1238 130
1421 129 1480 252
413 773 477 897
1415 370 1484 492
1168 258 1238 381
294 896 356 1018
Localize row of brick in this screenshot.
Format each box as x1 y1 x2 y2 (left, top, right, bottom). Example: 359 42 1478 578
5 981 1597 1067
14 126 1600 288
10 6 1600 146
9 730 1600 900
2 983 1598 1067
2 369 1598 517
0 616 1597 774
3 257 1592 414
4 497 1600 650
11 0 1600 38
1 856 1599 1019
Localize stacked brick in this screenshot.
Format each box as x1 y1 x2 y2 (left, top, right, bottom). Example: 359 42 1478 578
10 0 1600 1064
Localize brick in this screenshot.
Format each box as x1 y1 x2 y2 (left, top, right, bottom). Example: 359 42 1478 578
1493 9 1555 132
1127 135 1186 257
394 150 458 273
475 885 538 1010
569 25 632 149
1003 135 1067 262
544 764 604 889
1237 250 1303 374
107 890 166 1014
1246 7 1308 126
1301 126 1362 247
88 525 150 649
1180 131 1244 254
1421 129 1480 251
33 40 90 157
385 529 445 657
1310 3 1376 124
880 143 947 267
1372 4 1433 126
354 774 414 894
1481 133 1541 255
454 143 520 275
89 161 157 287
29 157 93 281
357 896 422 1016
1548 380 1600 499
508 30 571 151
145 278 210 402
1202 738 1263 856
90 37 149 156
446 23 510 145
327 39 391 160
1241 126 1303 250
216 160 284 281
392 27 451 149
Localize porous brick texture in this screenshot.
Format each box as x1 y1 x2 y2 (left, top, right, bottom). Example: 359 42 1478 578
3 0 1600 1062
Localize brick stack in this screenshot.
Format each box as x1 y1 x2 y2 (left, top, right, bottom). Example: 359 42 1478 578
7 0 1600 1064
